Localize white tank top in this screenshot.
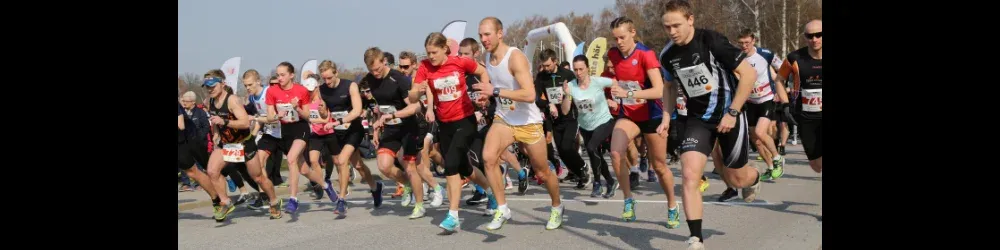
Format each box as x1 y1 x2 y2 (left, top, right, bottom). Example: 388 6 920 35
486 47 543 126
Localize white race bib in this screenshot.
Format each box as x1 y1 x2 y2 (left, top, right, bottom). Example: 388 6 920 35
378 105 403 125
750 81 773 99
678 64 718 98
475 111 487 131
433 74 462 102
309 109 320 119
468 91 481 103
801 89 822 112
545 87 565 105
498 97 516 111
574 98 595 113
614 80 646 106
222 143 245 163
676 97 688 116
277 103 300 123
331 111 349 130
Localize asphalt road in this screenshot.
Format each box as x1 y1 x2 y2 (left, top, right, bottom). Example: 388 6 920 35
178 144 822 250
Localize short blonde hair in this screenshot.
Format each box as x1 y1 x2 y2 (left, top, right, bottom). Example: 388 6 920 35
182 91 197 101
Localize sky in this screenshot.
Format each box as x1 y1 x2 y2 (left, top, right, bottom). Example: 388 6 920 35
178 0 614 76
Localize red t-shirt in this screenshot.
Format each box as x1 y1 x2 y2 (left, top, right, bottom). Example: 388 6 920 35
414 56 478 123
607 43 664 122
265 83 311 124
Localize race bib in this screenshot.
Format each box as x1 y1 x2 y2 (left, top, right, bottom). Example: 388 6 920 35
614 81 646 106
498 97 516 111
257 114 280 132
309 109 321 119
276 103 300 123
378 105 403 125
750 81 774 99
545 87 565 105
433 74 462 102
468 91 481 103
801 89 822 112
331 111 349 130
475 111 487 131
676 97 688 116
677 64 718 98
574 98 595 113
222 143 245 163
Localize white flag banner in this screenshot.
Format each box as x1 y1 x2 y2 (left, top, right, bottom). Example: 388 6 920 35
221 57 241 91
301 59 318 82
440 20 467 57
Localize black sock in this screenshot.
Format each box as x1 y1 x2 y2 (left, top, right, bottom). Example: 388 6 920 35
212 197 221 206
687 219 703 242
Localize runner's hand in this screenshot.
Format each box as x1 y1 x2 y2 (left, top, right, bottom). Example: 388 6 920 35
415 81 428 93
549 104 558 118
323 121 337 131
372 133 380 148
425 109 435 123
656 119 670 137
610 84 627 98
474 82 495 97
608 99 618 112
290 97 300 107
475 94 489 107
718 114 736 133
380 114 395 123
209 116 224 125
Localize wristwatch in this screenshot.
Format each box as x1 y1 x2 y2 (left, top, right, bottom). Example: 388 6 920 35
493 88 500 97
627 91 634 98
726 108 740 117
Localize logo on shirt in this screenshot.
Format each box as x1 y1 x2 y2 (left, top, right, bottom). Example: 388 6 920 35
691 54 701 65
631 59 637 66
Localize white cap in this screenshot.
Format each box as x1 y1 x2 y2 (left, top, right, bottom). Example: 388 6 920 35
302 78 319 91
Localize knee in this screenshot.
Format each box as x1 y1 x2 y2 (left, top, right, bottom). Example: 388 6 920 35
482 150 500 167
610 150 623 162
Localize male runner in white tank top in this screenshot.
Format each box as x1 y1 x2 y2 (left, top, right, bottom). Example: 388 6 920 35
472 17 563 231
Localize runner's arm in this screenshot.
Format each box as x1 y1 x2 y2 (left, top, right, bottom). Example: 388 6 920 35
178 114 185 130
497 51 535 102
331 82 359 124
771 66 789 103
224 95 251 129
661 68 677 116
631 68 665 100
560 92 573 116
729 60 757 113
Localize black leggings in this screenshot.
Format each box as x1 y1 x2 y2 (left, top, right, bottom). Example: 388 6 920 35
580 119 615 184
221 163 256 191
439 115 478 177
266 152 283 185
553 120 586 178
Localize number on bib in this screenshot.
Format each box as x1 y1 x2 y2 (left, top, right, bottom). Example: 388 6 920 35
277 104 300 123
309 109 320 119
801 89 822 112
614 81 646 106
498 97 516 111
433 75 462 102
574 98 595 113
677 64 718 97
750 81 773 99
378 105 403 125
468 91 481 103
331 111 349 130
545 87 565 105
222 143 245 163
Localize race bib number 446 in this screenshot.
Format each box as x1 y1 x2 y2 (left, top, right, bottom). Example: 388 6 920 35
222 143 245 163
801 89 822 112
545 87 565 105
433 74 462 102
678 64 718 98
614 81 646 106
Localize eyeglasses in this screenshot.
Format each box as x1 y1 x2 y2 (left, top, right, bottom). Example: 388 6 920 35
399 65 410 70
805 32 822 39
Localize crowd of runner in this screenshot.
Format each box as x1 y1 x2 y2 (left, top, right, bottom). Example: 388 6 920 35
178 2 822 248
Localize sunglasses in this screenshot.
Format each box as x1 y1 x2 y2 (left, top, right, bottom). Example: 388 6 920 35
805 32 822 39
399 65 410 70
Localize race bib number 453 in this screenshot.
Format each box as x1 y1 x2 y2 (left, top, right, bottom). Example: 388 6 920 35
801 89 822 112
545 87 565 105
678 64 718 98
433 74 462 102
222 143 245 163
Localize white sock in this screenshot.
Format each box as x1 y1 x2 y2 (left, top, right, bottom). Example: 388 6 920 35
773 155 782 161
630 165 640 173
449 210 459 218
669 205 678 210
554 205 563 213
499 204 509 212
290 197 298 201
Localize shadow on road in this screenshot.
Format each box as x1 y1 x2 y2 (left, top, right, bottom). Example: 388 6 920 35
753 200 820 220
518 206 725 249
179 199 196 204
426 209 508 242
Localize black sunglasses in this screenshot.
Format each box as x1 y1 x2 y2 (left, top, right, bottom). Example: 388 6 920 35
399 65 410 70
805 32 822 39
